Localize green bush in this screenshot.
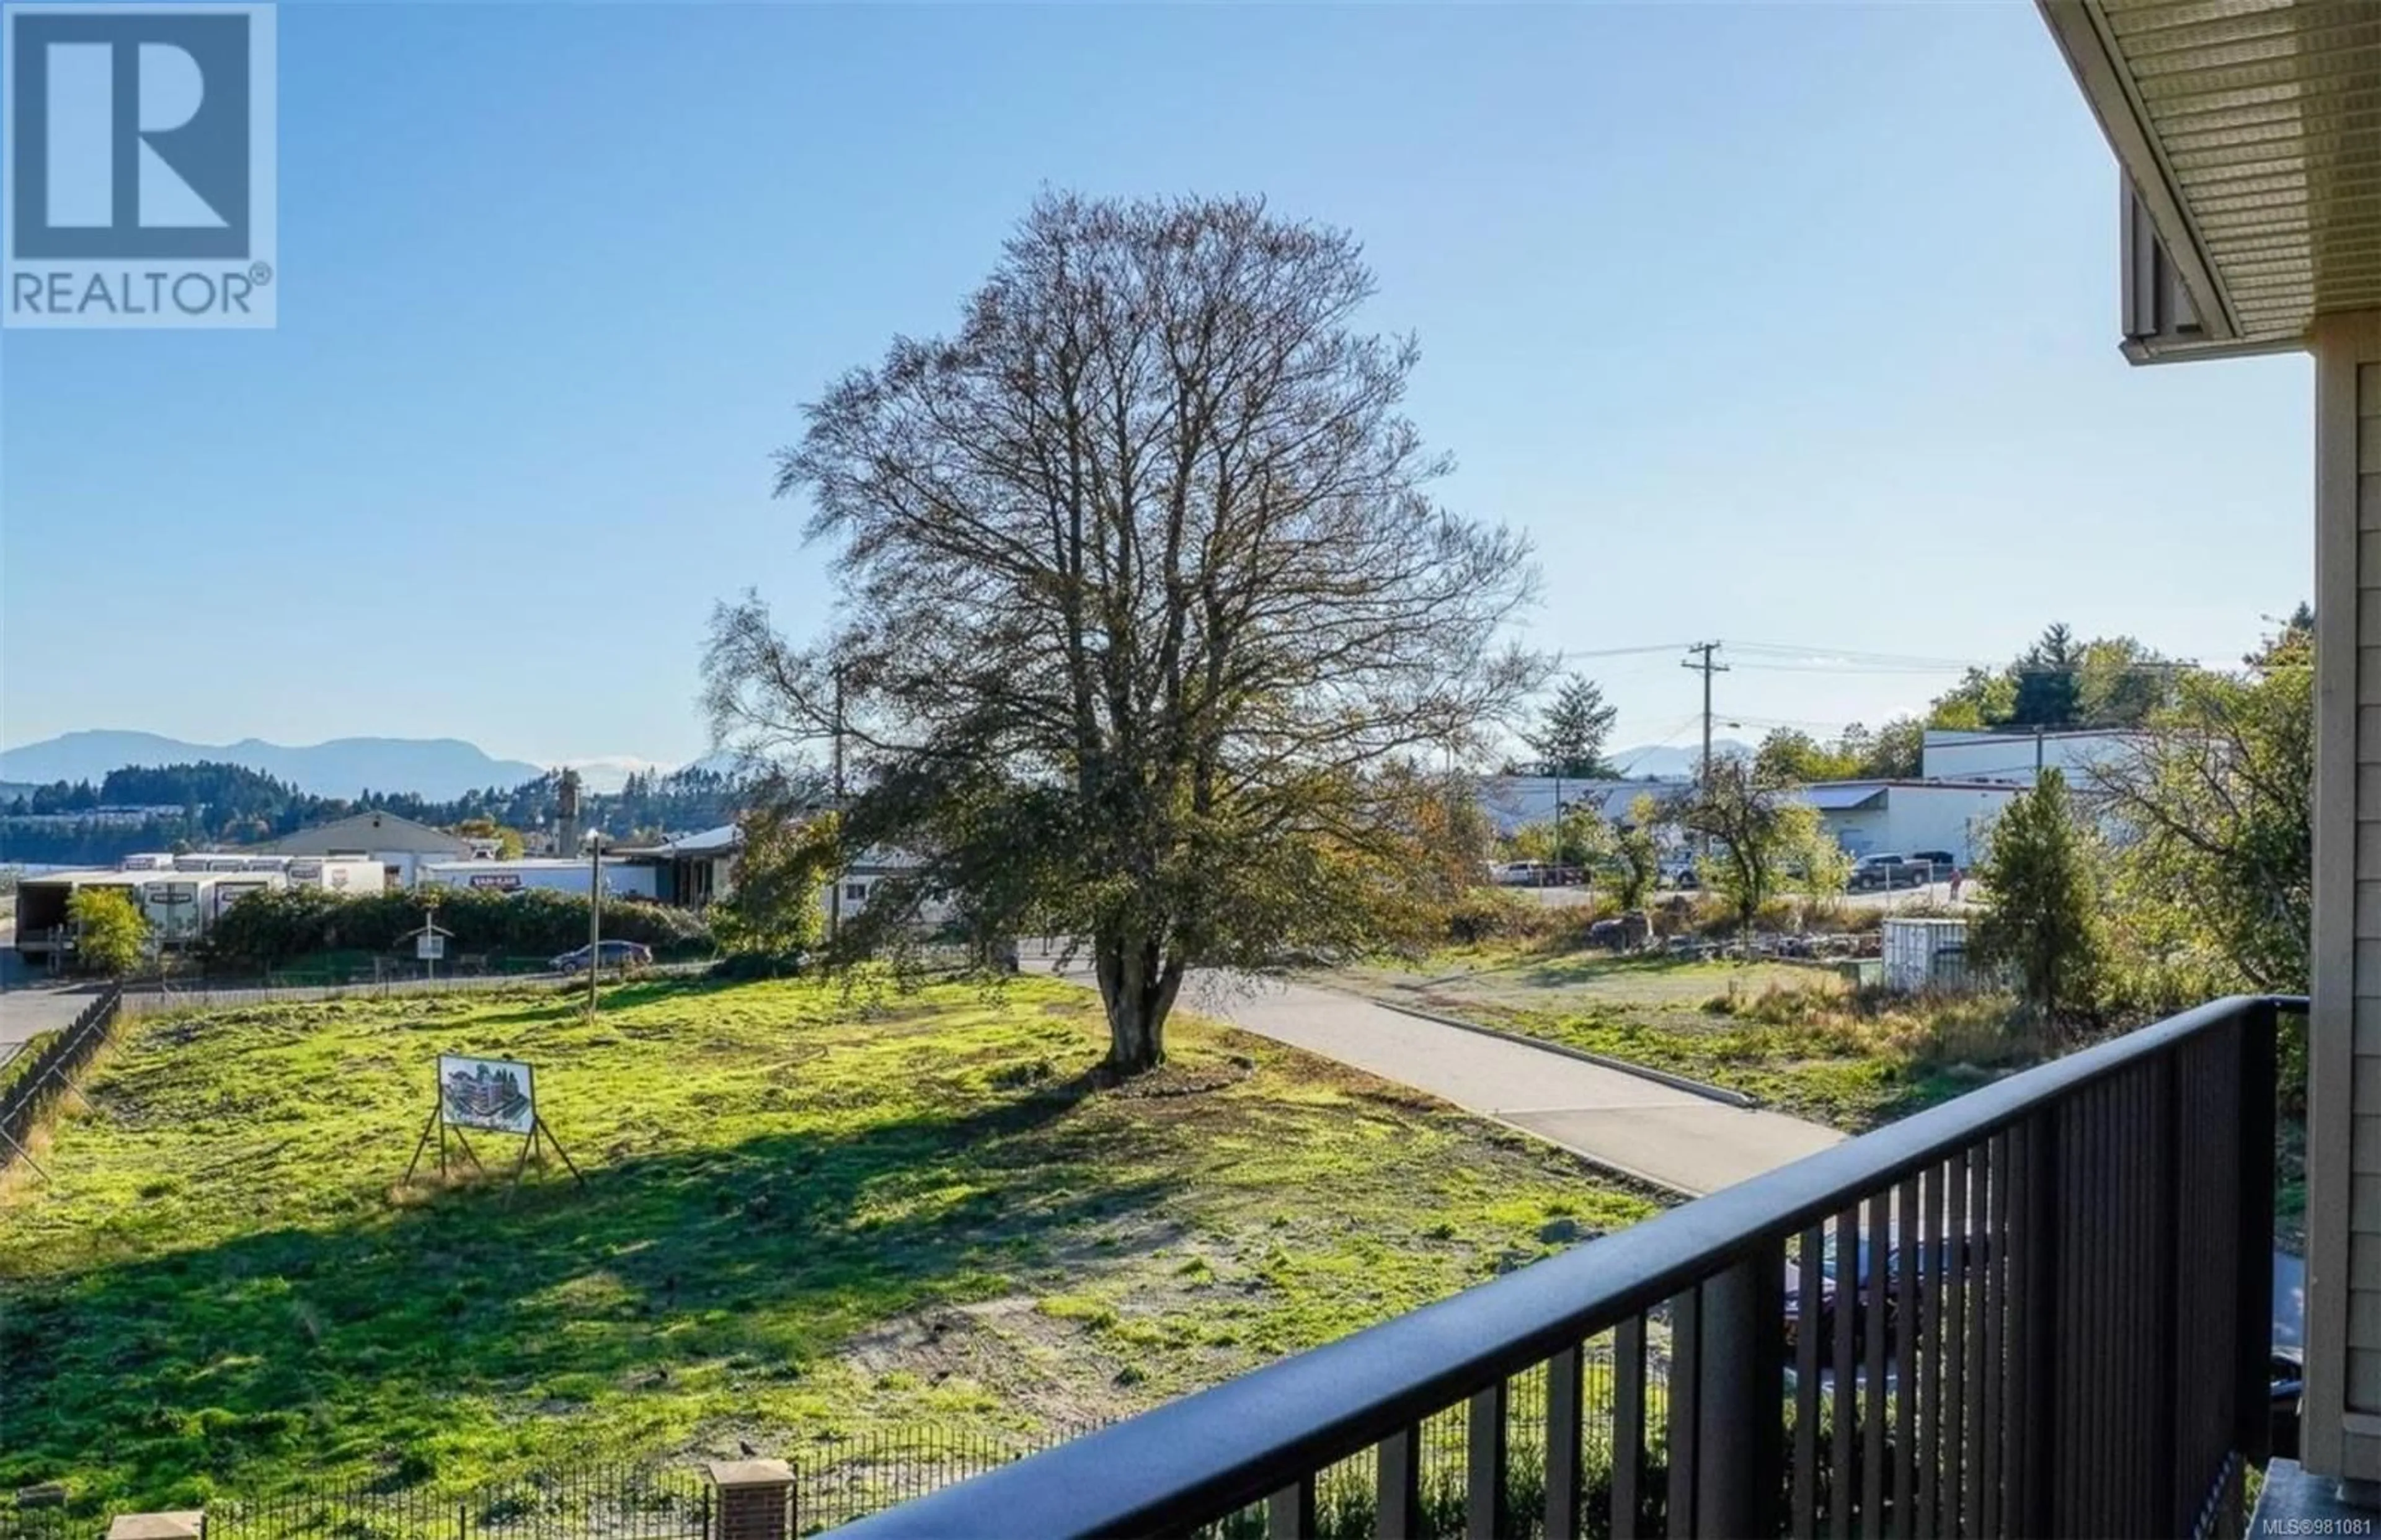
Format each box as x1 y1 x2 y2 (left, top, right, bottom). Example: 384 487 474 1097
201 887 711 971
68 887 148 976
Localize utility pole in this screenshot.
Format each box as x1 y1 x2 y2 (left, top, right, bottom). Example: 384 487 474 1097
1683 641 1729 864
1682 642 1731 790
586 832 602 1017
828 663 846 948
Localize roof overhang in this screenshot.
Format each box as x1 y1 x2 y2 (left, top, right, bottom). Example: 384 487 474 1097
2038 0 2381 363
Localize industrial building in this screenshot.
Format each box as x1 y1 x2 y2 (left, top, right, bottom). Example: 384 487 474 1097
13 854 385 960
254 810 474 888
614 824 742 908
1792 779 2016 867
415 857 657 900
1918 726 2144 787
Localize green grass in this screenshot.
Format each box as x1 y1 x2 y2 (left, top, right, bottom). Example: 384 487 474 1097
1324 945 2034 1131
0 974 1658 1514
0 1029 59 1099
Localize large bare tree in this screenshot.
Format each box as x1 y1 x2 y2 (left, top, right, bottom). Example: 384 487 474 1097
706 192 1540 1074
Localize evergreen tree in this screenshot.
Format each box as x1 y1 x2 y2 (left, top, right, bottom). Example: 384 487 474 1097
1971 768 2105 1029
1525 675 1620 779
2009 623 2085 729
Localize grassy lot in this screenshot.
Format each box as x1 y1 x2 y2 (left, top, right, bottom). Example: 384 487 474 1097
1325 943 2034 1132
0 975 1658 1514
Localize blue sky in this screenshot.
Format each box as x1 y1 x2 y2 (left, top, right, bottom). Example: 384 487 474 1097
0 1 2313 772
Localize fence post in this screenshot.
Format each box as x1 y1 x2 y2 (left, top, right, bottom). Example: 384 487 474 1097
106 1512 202 1540
707 1461 793 1540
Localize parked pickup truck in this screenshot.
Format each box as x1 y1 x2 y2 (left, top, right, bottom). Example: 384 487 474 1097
1847 854 1937 892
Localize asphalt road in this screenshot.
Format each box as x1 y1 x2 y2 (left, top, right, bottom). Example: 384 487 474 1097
1031 957 1843 1196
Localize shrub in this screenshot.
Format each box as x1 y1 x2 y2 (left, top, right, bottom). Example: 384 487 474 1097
1442 891 1542 946
68 887 146 976
202 887 711 971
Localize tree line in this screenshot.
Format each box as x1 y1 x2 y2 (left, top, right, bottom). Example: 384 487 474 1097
0 761 760 867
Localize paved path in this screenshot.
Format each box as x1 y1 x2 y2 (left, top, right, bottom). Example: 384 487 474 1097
0 918 99 1054
1034 960 1843 1196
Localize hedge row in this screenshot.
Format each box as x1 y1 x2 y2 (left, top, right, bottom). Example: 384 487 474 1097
202 887 712 970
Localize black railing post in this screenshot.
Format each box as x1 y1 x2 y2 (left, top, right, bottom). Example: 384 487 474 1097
1545 1343 1584 1540
2155 1050 2184 1535
2020 1107 2060 1540
1695 1242 1783 1540
1377 1425 1423 1539
1465 1380 1507 1540
2238 999 2280 1466
1266 1476 1315 1540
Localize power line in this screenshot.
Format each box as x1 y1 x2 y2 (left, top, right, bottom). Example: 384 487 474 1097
1558 642 1699 660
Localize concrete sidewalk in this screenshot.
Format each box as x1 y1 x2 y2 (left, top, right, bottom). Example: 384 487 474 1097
1035 960 1843 1197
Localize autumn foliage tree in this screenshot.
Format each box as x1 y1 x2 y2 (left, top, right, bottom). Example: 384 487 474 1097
705 193 1541 1075
67 888 146 977
1682 759 1845 937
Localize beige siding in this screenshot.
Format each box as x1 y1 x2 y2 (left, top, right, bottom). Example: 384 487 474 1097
2309 321 2381 1477
2353 356 2381 1420
2313 326 2381 1480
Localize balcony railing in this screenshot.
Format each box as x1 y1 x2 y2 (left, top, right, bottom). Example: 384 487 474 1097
836 994 2294 1540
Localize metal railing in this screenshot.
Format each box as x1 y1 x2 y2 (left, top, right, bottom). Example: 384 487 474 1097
0 985 122 1174
836 994 2292 1540
190 1466 712 1539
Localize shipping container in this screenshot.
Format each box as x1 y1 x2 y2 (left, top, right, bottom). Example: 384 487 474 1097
1882 916 1973 993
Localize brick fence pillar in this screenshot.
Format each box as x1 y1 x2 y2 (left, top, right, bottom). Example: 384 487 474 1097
707 1459 793 1540
107 1513 203 1540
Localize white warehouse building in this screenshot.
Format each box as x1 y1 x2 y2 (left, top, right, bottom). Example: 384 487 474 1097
417 857 657 900
1918 727 2144 788
1792 780 2018 868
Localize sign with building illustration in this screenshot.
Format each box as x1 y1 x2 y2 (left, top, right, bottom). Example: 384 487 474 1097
437 1055 534 1135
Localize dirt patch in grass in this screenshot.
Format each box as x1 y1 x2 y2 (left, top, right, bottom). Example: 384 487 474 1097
0 974 1659 1515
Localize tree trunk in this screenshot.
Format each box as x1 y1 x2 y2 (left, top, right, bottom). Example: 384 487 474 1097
1093 929 1184 1076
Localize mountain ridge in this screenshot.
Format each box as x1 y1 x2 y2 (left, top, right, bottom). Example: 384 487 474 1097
0 731 555 801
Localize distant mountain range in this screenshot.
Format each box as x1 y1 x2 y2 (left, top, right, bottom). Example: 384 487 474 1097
0 732 555 801
1603 739 1754 779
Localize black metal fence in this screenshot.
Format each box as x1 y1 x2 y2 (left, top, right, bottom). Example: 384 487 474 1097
831 993 2292 1540
0 985 120 1174
202 1466 714 1539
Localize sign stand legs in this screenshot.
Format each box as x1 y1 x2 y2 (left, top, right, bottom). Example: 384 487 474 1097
402 1106 440 1186
533 1116 585 1188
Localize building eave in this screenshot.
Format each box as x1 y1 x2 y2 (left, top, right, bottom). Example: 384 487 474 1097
2036 0 2381 363
2038 0 2244 346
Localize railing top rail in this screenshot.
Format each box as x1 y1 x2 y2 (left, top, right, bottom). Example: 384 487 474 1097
833 991 2295 1539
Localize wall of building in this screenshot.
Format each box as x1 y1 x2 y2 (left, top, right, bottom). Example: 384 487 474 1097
417 859 657 900
2305 314 2381 1477
1817 805 1891 857
1878 786 2012 865
1919 729 2140 787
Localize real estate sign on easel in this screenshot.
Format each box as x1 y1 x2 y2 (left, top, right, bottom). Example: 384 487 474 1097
404 1053 582 1189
